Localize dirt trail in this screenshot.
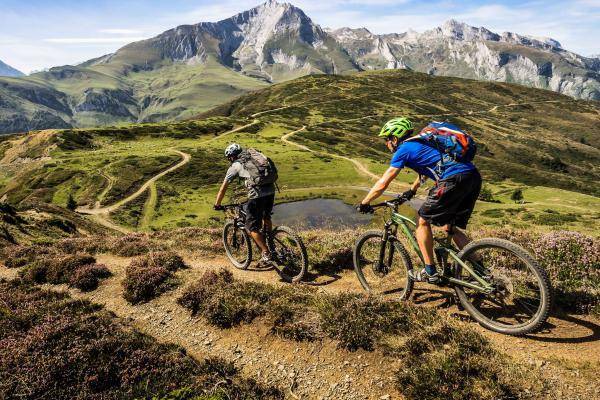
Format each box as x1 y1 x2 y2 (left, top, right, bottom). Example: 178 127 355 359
140 182 157 231
1 248 598 398
42 256 402 400
77 150 190 215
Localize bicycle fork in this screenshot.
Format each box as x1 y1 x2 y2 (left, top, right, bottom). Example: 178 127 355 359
376 224 396 275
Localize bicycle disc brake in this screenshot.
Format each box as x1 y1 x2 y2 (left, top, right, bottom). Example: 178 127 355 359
371 262 389 277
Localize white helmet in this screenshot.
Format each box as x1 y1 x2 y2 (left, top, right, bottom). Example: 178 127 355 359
224 143 242 158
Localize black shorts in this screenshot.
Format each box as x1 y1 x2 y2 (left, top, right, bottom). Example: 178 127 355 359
418 170 482 229
244 194 275 232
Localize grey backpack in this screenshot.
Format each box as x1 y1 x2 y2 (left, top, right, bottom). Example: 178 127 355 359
238 148 278 187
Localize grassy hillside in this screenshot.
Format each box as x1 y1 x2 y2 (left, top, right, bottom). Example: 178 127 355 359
209 69 600 196
1 69 599 235
0 57 268 134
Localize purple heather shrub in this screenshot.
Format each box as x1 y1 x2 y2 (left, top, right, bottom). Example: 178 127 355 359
533 231 599 285
0 280 283 399
69 263 111 292
122 252 185 304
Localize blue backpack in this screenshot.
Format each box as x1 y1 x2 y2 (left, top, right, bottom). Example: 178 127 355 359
406 121 477 177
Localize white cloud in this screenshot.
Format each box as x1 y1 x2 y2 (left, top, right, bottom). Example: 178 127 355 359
99 29 144 34
43 37 147 44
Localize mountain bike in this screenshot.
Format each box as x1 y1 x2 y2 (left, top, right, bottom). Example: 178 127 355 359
220 203 308 283
353 195 552 336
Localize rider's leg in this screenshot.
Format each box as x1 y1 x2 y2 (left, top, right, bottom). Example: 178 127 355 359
245 197 270 257
413 217 440 283
443 224 470 249
263 217 272 232
416 216 435 266
249 230 269 253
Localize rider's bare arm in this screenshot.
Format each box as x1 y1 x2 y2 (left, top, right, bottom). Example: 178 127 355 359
361 166 400 205
410 175 422 193
214 180 229 206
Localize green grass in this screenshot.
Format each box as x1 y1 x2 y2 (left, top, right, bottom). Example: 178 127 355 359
1 69 599 235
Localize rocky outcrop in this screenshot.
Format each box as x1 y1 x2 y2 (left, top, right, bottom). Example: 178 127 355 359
74 89 137 118
95 0 357 82
0 111 71 134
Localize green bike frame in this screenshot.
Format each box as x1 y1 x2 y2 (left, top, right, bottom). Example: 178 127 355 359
391 212 494 294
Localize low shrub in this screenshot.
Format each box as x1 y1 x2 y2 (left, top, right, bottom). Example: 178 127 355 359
472 228 600 315
150 227 222 254
147 251 186 272
178 269 271 328
1 244 56 268
180 269 431 350
68 264 111 291
123 252 186 304
302 229 355 274
178 269 540 399
19 254 97 285
0 280 282 399
55 237 108 254
109 233 157 256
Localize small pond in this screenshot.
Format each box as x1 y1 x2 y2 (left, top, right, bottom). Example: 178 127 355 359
273 198 418 229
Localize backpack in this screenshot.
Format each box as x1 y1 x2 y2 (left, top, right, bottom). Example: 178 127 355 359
238 148 278 187
406 121 477 177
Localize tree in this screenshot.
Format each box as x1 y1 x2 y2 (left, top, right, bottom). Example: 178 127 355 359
510 189 524 204
66 194 77 211
478 185 495 202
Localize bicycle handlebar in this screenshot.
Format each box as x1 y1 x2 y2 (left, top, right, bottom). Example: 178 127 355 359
218 203 247 211
371 195 408 209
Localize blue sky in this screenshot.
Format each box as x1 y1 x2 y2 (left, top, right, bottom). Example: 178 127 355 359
1 0 598 73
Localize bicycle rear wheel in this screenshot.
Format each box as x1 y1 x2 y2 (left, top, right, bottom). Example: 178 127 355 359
454 238 552 335
223 221 252 269
270 226 308 283
353 230 413 300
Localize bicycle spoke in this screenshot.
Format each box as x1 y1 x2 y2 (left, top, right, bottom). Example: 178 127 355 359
456 241 549 333
354 233 412 299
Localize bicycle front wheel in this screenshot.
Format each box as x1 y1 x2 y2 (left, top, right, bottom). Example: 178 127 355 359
223 221 252 269
353 230 413 300
270 226 308 283
454 238 552 336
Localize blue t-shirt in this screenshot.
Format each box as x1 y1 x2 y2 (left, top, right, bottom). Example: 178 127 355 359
390 140 476 180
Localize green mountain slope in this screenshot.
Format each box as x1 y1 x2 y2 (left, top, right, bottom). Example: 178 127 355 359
0 59 268 134
208 69 600 196
1 69 598 236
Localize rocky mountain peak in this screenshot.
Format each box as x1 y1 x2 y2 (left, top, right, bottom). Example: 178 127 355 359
328 27 374 43
439 19 500 41
500 32 562 50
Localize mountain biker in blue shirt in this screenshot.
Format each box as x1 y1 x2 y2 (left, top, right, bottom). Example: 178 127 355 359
358 117 482 283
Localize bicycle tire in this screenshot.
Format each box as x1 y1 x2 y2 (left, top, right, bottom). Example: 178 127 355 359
222 221 252 270
270 226 308 283
454 238 552 336
353 230 414 300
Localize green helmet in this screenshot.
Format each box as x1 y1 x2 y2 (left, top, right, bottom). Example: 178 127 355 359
378 117 413 140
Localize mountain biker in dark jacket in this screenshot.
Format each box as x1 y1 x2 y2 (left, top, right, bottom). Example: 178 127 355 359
214 143 275 264
358 117 482 283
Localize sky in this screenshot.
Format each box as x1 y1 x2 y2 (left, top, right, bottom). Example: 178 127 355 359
1 0 599 74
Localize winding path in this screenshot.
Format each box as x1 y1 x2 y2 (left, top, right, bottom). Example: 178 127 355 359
76 122 261 232
282 126 381 182
76 97 577 232
77 150 190 215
